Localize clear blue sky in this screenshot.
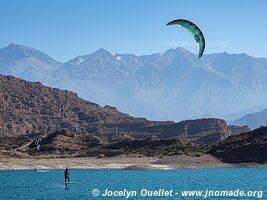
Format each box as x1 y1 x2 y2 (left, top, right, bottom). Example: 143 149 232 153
0 0 266 62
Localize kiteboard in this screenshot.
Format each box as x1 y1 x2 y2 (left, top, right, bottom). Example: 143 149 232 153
36 170 49 172
64 182 73 184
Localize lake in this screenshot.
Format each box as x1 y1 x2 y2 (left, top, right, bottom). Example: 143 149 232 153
0 168 266 199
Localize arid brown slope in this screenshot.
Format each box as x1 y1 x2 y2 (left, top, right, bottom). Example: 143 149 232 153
0 75 245 143
209 126 267 163
26 129 203 158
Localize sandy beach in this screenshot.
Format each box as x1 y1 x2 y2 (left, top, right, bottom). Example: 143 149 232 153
1 154 266 170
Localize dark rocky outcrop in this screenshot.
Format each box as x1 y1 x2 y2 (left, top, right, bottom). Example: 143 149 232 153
0 136 33 158
104 137 204 157
209 126 267 163
25 129 203 158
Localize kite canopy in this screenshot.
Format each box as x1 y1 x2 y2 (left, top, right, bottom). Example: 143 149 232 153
167 19 205 58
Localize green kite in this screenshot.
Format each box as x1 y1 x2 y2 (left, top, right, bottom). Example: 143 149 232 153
167 19 205 58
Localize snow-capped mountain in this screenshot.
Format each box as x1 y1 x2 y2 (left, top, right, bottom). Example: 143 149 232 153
1 43 267 121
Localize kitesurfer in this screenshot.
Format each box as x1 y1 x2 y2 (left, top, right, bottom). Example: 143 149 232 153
64 168 70 183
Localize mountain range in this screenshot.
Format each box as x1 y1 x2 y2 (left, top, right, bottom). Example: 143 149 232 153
232 108 267 129
1 43 267 124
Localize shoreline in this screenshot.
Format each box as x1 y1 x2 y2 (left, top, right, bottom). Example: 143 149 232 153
1 155 266 170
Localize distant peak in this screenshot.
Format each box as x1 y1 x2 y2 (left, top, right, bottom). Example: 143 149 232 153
94 48 110 55
6 43 34 51
4 43 44 57
239 52 250 57
7 43 19 48
164 47 192 56
2 43 61 64
219 51 251 58
175 47 191 53
222 51 229 55
1 43 35 59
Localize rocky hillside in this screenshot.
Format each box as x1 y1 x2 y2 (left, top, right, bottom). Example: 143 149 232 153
228 125 251 135
0 129 204 158
1 126 266 164
209 126 267 163
0 75 243 144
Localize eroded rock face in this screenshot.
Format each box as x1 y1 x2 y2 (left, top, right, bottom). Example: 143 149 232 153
209 126 267 163
228 125 251 135
0 75 239 144
0 136 33 158
26 129 203 158
0 75 133 137
38 129 101 152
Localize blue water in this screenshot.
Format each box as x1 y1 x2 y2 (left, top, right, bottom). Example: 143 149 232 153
0 168 266 199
